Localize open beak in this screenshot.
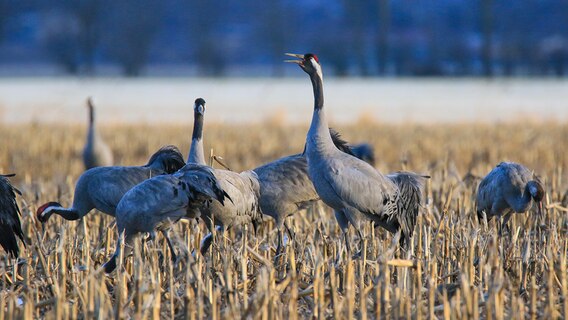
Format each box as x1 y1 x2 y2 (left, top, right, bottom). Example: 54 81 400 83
284 53 304 64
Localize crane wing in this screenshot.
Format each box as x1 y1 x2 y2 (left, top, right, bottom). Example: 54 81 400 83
322 155 396 217
175 164 230 205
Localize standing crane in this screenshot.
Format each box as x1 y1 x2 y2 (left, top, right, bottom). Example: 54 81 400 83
476 162 545 233
37 145 185 223
0 174 25 258
286 53 427 255
253 129 375 258
103 164 229 273
185 98 264 255
83 97 114 169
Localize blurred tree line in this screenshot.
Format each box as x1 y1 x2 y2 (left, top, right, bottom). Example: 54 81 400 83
0 0 567 77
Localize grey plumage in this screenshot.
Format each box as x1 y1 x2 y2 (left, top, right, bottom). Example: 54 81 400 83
382 172 428 244
82 97 113 169
286 53 427 252
37 145 185 223
254 129 375 255
103 164 228 273
186 98 262 254
0 174 25 258
476 162 545 230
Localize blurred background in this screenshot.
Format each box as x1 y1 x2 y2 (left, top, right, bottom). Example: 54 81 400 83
0 0 567 123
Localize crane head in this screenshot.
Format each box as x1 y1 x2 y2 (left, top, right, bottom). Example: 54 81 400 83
528 179 545 217
36 201 62 223
528 179 545 202
285 53 322 78
194 98 206 115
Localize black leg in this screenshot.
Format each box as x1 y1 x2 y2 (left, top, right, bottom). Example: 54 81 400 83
103 254 117 273
274 228 284 265
344 232 352 258
501 212 512 237
200 233 214 256
161 230 177 263
284 221 295 242
352 229 364 259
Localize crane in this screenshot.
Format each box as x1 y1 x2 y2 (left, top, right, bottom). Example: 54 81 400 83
37 145 185 223
476 162 544 233
103 164 229 273
286 53 427 256
82 97 114 169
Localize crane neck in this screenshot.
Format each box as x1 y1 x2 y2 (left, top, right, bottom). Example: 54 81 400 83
86 104 97 144
509 183 535 213
89 105 95 124
306 70 335 155
188 112 206 165
310 71 324 111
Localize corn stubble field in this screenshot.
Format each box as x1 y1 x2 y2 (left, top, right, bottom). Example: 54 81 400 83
1 122 567 319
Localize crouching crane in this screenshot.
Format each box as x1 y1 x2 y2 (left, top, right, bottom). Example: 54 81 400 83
103 164 229 273
476 162 545 234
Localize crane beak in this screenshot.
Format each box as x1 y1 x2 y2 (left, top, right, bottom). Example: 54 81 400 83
284 53 304 64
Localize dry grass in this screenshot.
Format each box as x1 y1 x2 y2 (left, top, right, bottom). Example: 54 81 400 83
1 122 567 319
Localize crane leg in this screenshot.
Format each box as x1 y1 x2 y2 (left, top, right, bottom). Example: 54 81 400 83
200 226 222 255
344 232 352 257
104 232 133 273
161 229 177 264
351 229 364 259
333 209 352 264
274 226 291 267
200 233 214 256
502 212 512 236
284 220 295 242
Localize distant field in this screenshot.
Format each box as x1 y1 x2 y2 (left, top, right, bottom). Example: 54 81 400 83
0 78 567 124
1 122 567 318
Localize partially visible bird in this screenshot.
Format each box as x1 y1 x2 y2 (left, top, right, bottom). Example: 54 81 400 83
350 143 375 167
0 174 25 258
286 53 428 255
103 164 229 273
476 162 545 232
37 145 185 223
83 97 114 170
185 98 262 255
198 169 261 254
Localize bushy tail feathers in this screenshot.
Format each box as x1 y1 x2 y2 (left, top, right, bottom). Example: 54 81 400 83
387 172 429 246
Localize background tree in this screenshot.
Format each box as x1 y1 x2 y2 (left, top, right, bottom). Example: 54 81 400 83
104 0 164 76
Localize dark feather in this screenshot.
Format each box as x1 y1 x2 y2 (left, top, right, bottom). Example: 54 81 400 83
386 172 429 245
329 128 355 156
351 143 376 166
0 174 25 258
145 145 185 174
